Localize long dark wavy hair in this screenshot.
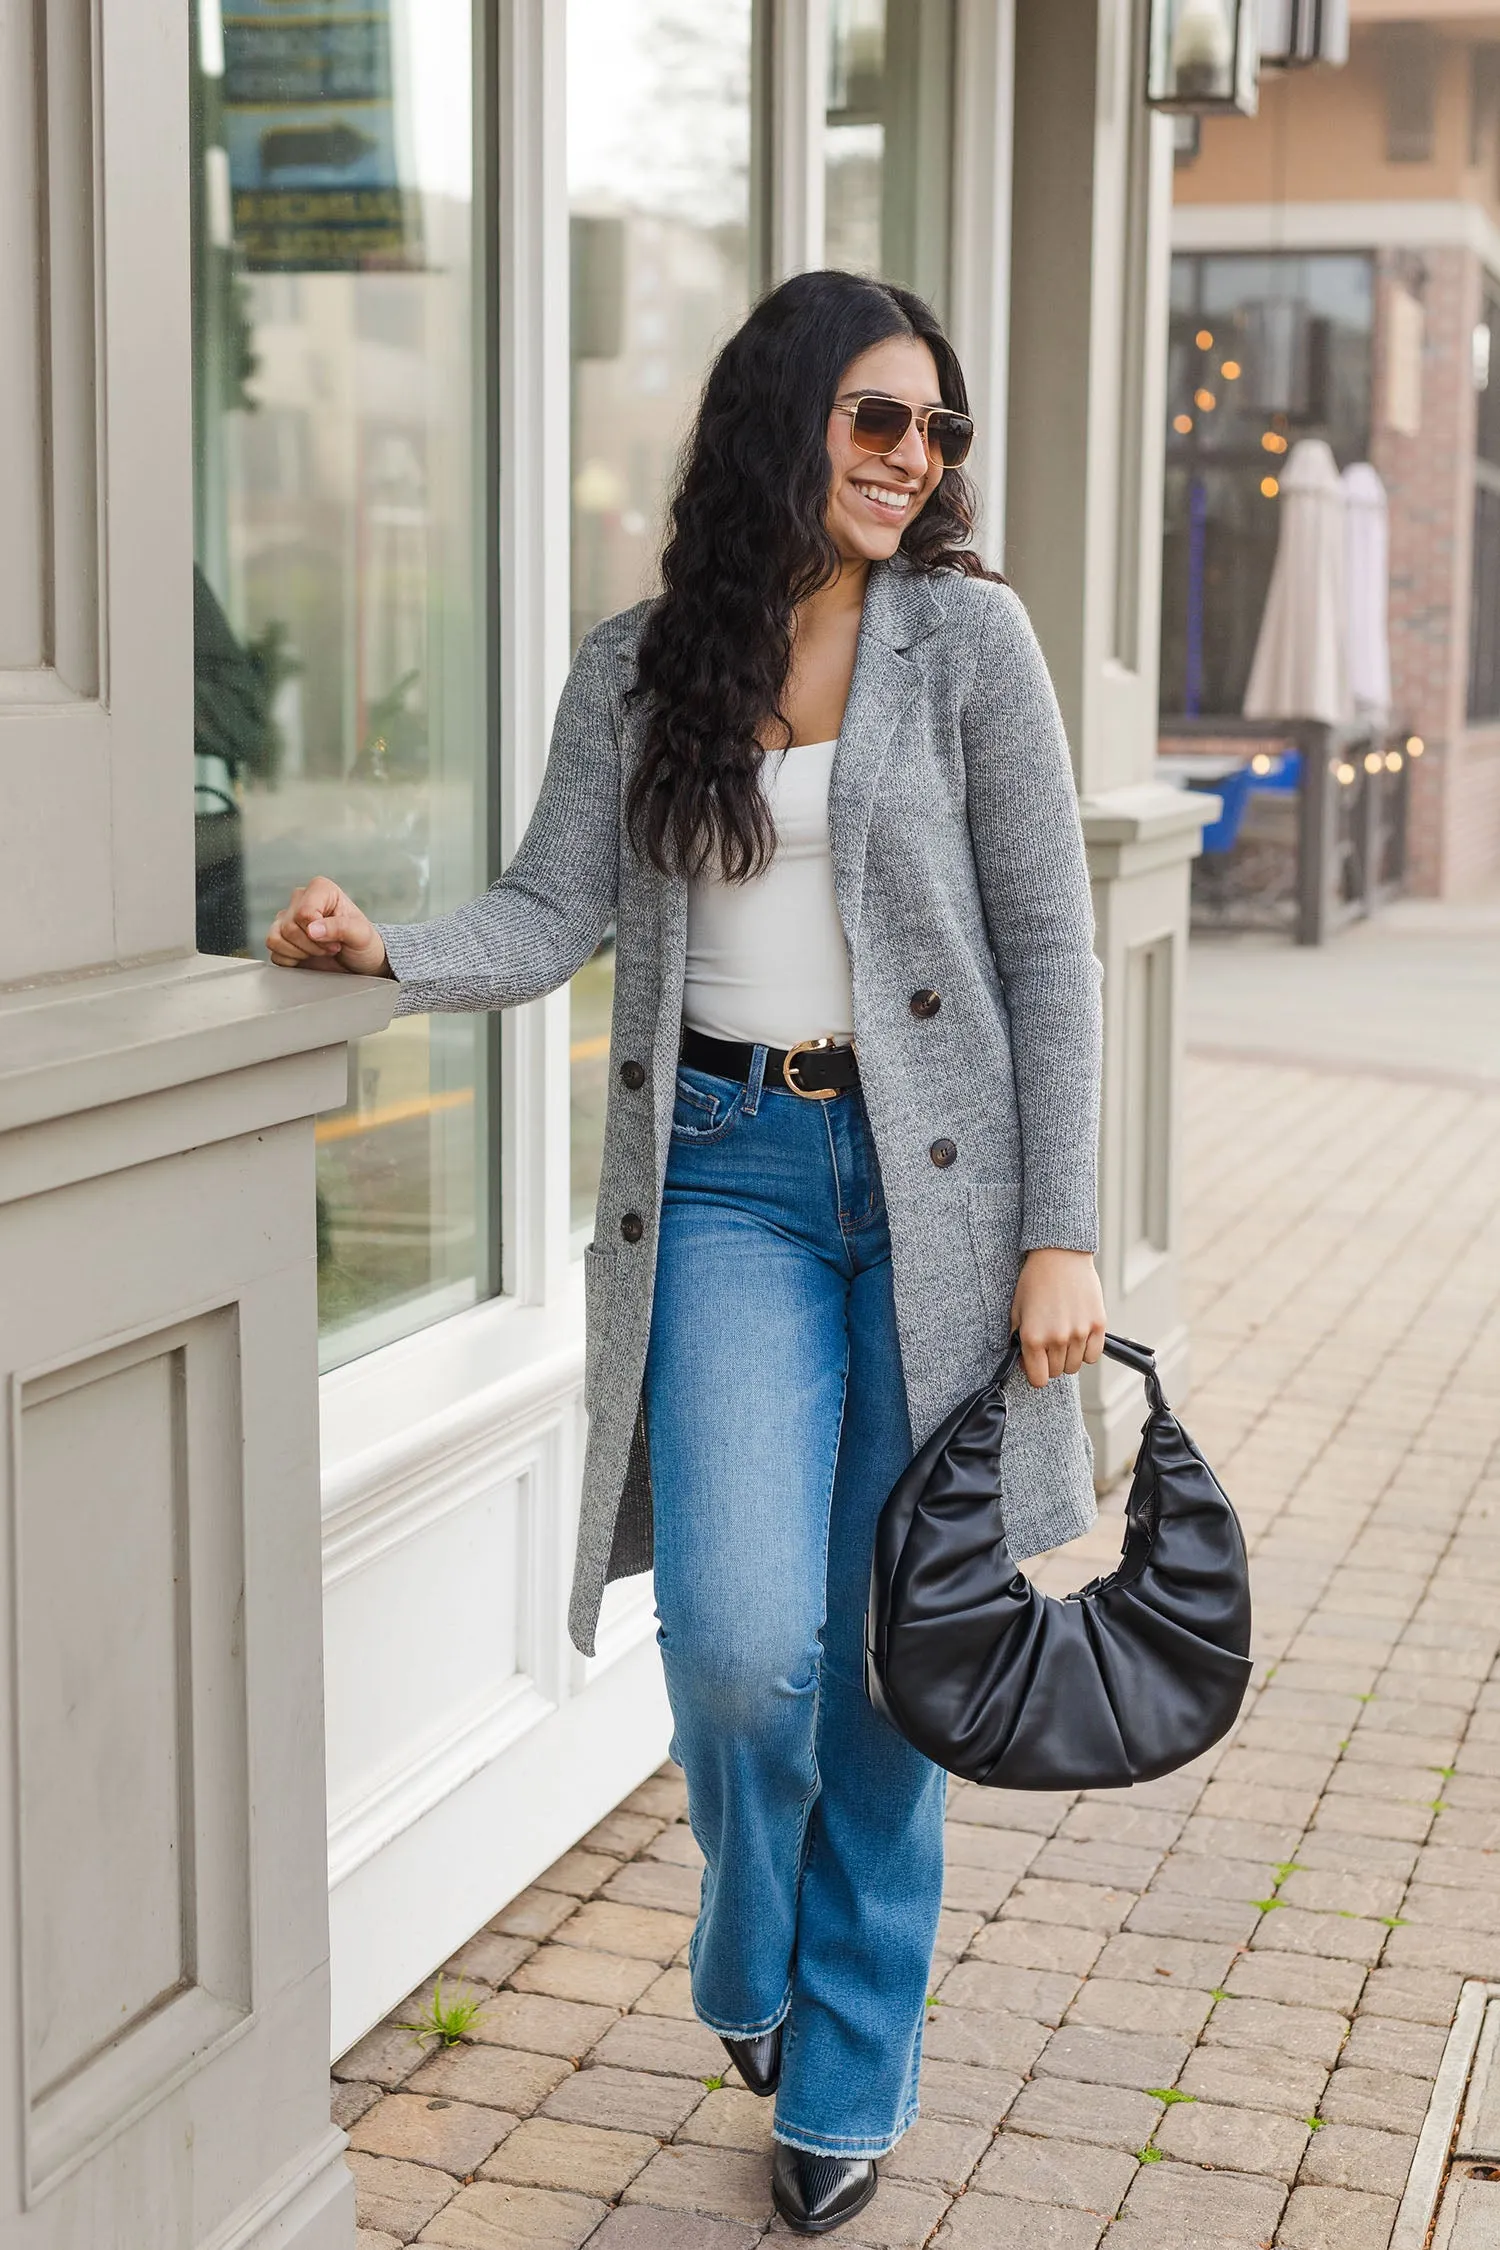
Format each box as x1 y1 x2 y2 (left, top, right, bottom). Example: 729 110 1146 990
624 269 998 883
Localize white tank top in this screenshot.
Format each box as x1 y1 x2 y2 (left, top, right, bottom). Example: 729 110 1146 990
683 741 855 1048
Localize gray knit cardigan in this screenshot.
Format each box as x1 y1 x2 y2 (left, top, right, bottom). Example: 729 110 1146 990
377 560 1103 1655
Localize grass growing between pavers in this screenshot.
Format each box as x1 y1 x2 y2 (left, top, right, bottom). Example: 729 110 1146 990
336 1055 1500 2247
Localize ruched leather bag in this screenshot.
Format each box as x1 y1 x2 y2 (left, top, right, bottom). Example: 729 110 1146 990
866 1333 1252 1789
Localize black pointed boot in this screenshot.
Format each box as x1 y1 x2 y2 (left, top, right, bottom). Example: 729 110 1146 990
771 2142 878 2234
720 2022 782 2096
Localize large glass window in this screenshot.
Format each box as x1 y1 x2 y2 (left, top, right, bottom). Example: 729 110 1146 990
191 0 493 1368
1160 252 1373 717
825 0 955 312
566 0 760 1232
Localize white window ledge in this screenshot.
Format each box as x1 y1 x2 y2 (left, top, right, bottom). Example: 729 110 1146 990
319 1267 587 1502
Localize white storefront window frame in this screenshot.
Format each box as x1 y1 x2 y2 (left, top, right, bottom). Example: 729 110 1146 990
316 0 1018 2060
951 0 1016 566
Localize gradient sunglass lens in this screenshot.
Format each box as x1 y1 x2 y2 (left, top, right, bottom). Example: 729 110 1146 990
928 411 974 467
849 397 915 454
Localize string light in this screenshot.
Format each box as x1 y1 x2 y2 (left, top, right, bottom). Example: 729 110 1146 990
1406 735 1425 757
1196 328 1214 348
1261 475 1279 497
1261 430 1288 454
1364 750 1383 774
1250 753 1273 774
1195 387 1217 410
1335 762 1357 785
1385 750 1403 772
1222 359 1242 379
1173 413 1194 433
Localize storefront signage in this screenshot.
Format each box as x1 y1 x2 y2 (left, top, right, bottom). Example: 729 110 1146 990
221 0 417 271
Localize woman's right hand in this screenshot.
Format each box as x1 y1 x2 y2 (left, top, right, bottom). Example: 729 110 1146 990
265 877 391 976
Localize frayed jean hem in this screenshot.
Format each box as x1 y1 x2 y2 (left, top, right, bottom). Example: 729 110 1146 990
692 1994 791 2041
770 2105 917 2160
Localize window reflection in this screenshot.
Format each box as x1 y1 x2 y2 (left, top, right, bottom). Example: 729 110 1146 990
1161 253 1374 716
566 0 758 1233
825 0 955 311
191 0 493 1367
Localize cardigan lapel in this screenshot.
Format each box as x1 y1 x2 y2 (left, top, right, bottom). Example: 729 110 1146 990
828 561 943 954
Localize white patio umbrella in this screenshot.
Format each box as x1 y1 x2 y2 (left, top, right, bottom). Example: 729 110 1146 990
1243 437 1352 725
1340 461 1393 721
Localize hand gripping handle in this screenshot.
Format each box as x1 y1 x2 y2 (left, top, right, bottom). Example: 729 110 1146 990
998 1329 1168 1415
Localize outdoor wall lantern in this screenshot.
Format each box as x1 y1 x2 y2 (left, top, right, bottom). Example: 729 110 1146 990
1259 0 1349 70
1147 0 1260 116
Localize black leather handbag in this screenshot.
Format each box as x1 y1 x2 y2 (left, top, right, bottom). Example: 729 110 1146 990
866 1333 1252 1790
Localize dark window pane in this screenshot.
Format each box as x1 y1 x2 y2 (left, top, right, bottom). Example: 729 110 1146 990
1161 251 1373 717
1469 482 1500 720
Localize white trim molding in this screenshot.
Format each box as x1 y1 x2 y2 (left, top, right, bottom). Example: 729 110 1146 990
950 0 1015 564
319 1278 670 2053
327 1674 557 1893
767 0 828 280
327 1627 671 2058
496 0 572 1306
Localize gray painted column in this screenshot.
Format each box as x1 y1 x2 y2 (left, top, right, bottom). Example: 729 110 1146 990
0 6 392 2243
1007 0 1211 1478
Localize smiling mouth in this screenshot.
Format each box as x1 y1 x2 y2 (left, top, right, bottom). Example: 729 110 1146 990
851 479 916 519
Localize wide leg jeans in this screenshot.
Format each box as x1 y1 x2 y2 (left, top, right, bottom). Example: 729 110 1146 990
643 1049 947 2158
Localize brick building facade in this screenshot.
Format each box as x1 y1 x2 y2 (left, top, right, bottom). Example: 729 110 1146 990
1372 242 1500 892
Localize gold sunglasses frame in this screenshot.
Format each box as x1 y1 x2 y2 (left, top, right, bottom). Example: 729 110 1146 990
832 392 975 468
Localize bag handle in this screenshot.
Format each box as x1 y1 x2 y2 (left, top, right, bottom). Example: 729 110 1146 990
998 1329 1167 1415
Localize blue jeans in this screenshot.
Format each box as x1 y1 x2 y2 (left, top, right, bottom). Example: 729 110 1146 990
643 1049 947 2158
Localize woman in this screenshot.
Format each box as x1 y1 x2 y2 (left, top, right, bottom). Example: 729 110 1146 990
268 269 1106 2234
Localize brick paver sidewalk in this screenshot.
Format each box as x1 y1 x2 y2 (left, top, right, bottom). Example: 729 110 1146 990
335 1053 1500 2250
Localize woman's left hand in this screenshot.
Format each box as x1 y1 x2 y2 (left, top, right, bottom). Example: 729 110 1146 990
1010 1248 1107 1389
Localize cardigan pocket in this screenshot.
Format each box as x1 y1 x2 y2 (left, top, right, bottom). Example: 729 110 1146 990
966 1178 1023 1349
582 1242 619 1407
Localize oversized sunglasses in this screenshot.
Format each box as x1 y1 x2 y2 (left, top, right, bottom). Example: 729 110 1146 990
833 392 975 468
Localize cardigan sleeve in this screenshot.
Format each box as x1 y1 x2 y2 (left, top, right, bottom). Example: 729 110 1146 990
373 634 622 1016
960 580 1103 1257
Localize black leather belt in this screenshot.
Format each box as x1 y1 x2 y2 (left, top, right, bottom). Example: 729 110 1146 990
680 1025 859 1100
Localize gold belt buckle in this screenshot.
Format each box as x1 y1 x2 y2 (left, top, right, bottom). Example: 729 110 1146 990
782 1036 847 1100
